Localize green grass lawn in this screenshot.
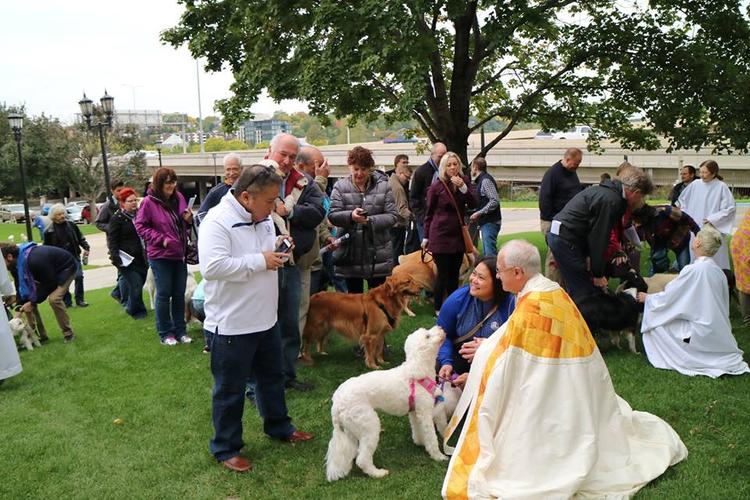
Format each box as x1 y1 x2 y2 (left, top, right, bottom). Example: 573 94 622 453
1 235 749 499
0 222 100 244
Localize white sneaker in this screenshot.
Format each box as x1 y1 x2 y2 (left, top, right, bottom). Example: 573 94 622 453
179 335 193 344
160 336 178 346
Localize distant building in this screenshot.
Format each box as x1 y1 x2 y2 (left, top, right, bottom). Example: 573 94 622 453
240 119 292 145
162 133 185 147
115 109 163 129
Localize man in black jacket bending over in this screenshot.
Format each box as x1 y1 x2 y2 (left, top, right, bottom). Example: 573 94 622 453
1 243 79 342
546 167 653 301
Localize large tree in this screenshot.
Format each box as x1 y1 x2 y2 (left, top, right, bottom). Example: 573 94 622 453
163 1 750 162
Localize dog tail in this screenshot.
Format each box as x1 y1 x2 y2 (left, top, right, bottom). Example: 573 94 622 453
325 402 358 482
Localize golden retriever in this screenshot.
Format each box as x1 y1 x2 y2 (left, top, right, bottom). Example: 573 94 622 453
391 250 472 316
302 273 422 369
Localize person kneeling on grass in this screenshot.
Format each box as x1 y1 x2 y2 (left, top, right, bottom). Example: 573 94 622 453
637 224 750 378
436 256 515 389
1 243 78 343
198 164 313 473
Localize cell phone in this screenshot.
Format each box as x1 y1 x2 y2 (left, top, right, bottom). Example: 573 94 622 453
275 238 293 254
359 209 369 216
186 195 197 212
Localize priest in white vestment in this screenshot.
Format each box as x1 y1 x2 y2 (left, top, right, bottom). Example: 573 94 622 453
639 225 750 378
442 240 687 500
677 160 735 269
0 254 22 383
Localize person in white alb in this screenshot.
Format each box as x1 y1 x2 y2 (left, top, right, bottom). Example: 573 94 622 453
677 159 735 269
198 164 313 474
638 224 750 378
0 255 22 385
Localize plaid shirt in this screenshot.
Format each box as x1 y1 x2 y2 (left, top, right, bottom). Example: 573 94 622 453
639 205 700 250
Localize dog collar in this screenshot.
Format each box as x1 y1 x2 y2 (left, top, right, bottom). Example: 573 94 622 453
408 377 438 412
375 301 397 329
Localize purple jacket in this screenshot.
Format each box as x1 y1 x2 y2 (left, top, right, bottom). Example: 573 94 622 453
424 176 476 254
134 190 188 261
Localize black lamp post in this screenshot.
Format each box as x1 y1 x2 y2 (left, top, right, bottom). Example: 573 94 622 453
7 113 34 242
155 139 163 167
78 90 115 203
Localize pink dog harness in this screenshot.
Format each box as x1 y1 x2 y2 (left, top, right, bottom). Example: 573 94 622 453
408 377 438 411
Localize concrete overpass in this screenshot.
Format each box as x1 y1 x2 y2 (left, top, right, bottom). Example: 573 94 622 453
148 131 750 200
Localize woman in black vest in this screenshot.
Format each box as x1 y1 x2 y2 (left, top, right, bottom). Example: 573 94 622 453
43 204 90 308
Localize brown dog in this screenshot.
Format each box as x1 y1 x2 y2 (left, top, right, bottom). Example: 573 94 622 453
302 274 422 369
391 250 473 316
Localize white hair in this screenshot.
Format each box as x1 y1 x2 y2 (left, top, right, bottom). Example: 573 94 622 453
223 153 242 167
697 224 722 257
500 239 542 276
269 133 300 153
49 203 67 219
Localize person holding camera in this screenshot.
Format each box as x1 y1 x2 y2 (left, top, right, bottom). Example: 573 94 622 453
329 146 398 293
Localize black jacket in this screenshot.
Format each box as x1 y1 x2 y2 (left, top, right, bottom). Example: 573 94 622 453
43 221 90 259
553 179 627 278
538 161 583 221
107 209 148 272
196 183 232 226
287 172 326 260
95 198 119 233
409 160 439 222
27 246 78 304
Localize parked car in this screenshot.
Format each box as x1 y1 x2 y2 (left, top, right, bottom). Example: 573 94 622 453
551 126 592 140
0 204 36 223
534 130 553 139
65 202 92 224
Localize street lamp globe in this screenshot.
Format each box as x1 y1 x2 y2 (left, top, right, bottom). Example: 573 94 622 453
78 93 94 119
100 90 115 116
7 113 24 131
155 139 163 152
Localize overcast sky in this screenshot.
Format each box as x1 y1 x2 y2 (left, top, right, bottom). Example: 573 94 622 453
1 1 308 124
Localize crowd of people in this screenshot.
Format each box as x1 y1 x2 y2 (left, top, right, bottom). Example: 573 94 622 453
2 135 748 489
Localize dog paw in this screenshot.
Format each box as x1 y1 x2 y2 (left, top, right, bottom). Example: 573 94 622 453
430 452 448 461
367 468 389 478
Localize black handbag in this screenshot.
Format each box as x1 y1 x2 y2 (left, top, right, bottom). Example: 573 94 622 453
185 224 199 265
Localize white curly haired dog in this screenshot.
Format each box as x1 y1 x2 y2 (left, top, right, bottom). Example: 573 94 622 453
9 314 41 351
326 326 447 481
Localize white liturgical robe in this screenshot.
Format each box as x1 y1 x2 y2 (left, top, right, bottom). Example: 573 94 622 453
641 256 750 378
0 256 22 381
677 178 735 269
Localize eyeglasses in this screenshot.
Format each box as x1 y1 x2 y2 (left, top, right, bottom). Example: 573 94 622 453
165 179 177 185
496 266 517 276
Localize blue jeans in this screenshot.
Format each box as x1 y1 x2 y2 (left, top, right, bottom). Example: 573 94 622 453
675 245 691 271
277 266 302 383
148 259 187 340
479 221 501 257
416 220 425 242
121 267 147 318
63 259 85 306
209 325 295 461
322 252 347 292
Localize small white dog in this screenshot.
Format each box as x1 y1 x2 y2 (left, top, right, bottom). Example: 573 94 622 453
326 326 447 481
145 268 197 311
432 381 461 437
9 314 41 351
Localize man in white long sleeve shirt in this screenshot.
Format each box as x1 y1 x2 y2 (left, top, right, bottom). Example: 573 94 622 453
199 165 313 473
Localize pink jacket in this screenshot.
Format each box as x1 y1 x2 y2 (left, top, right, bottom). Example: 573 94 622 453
134 190 188 261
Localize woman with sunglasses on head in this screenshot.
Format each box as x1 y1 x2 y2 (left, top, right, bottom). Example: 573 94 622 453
135 168 194 346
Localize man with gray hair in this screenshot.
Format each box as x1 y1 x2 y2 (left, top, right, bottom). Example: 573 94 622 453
546 166 653 301
196 153 243 225
442 237 687 498
266 133 325 393
199 164 313 473
638 224 750 378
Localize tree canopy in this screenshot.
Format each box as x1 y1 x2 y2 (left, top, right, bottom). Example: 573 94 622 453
163 1 750 162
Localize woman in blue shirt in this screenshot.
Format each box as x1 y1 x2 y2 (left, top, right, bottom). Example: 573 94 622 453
437 256 515 388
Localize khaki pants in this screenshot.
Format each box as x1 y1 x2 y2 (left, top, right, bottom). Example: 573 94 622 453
298 265 312 336
27 305 48 341
540 220 564 286
47 274 75 339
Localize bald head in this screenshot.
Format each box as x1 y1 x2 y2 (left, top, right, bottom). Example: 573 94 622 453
297 145 324 177
430 142 447 164
268 133 300 175
562 148 582 172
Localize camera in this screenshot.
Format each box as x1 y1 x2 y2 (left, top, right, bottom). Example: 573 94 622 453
275 238 293 254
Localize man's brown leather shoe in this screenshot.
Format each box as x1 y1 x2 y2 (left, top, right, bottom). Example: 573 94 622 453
221 455 252 472
285 430 314 443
